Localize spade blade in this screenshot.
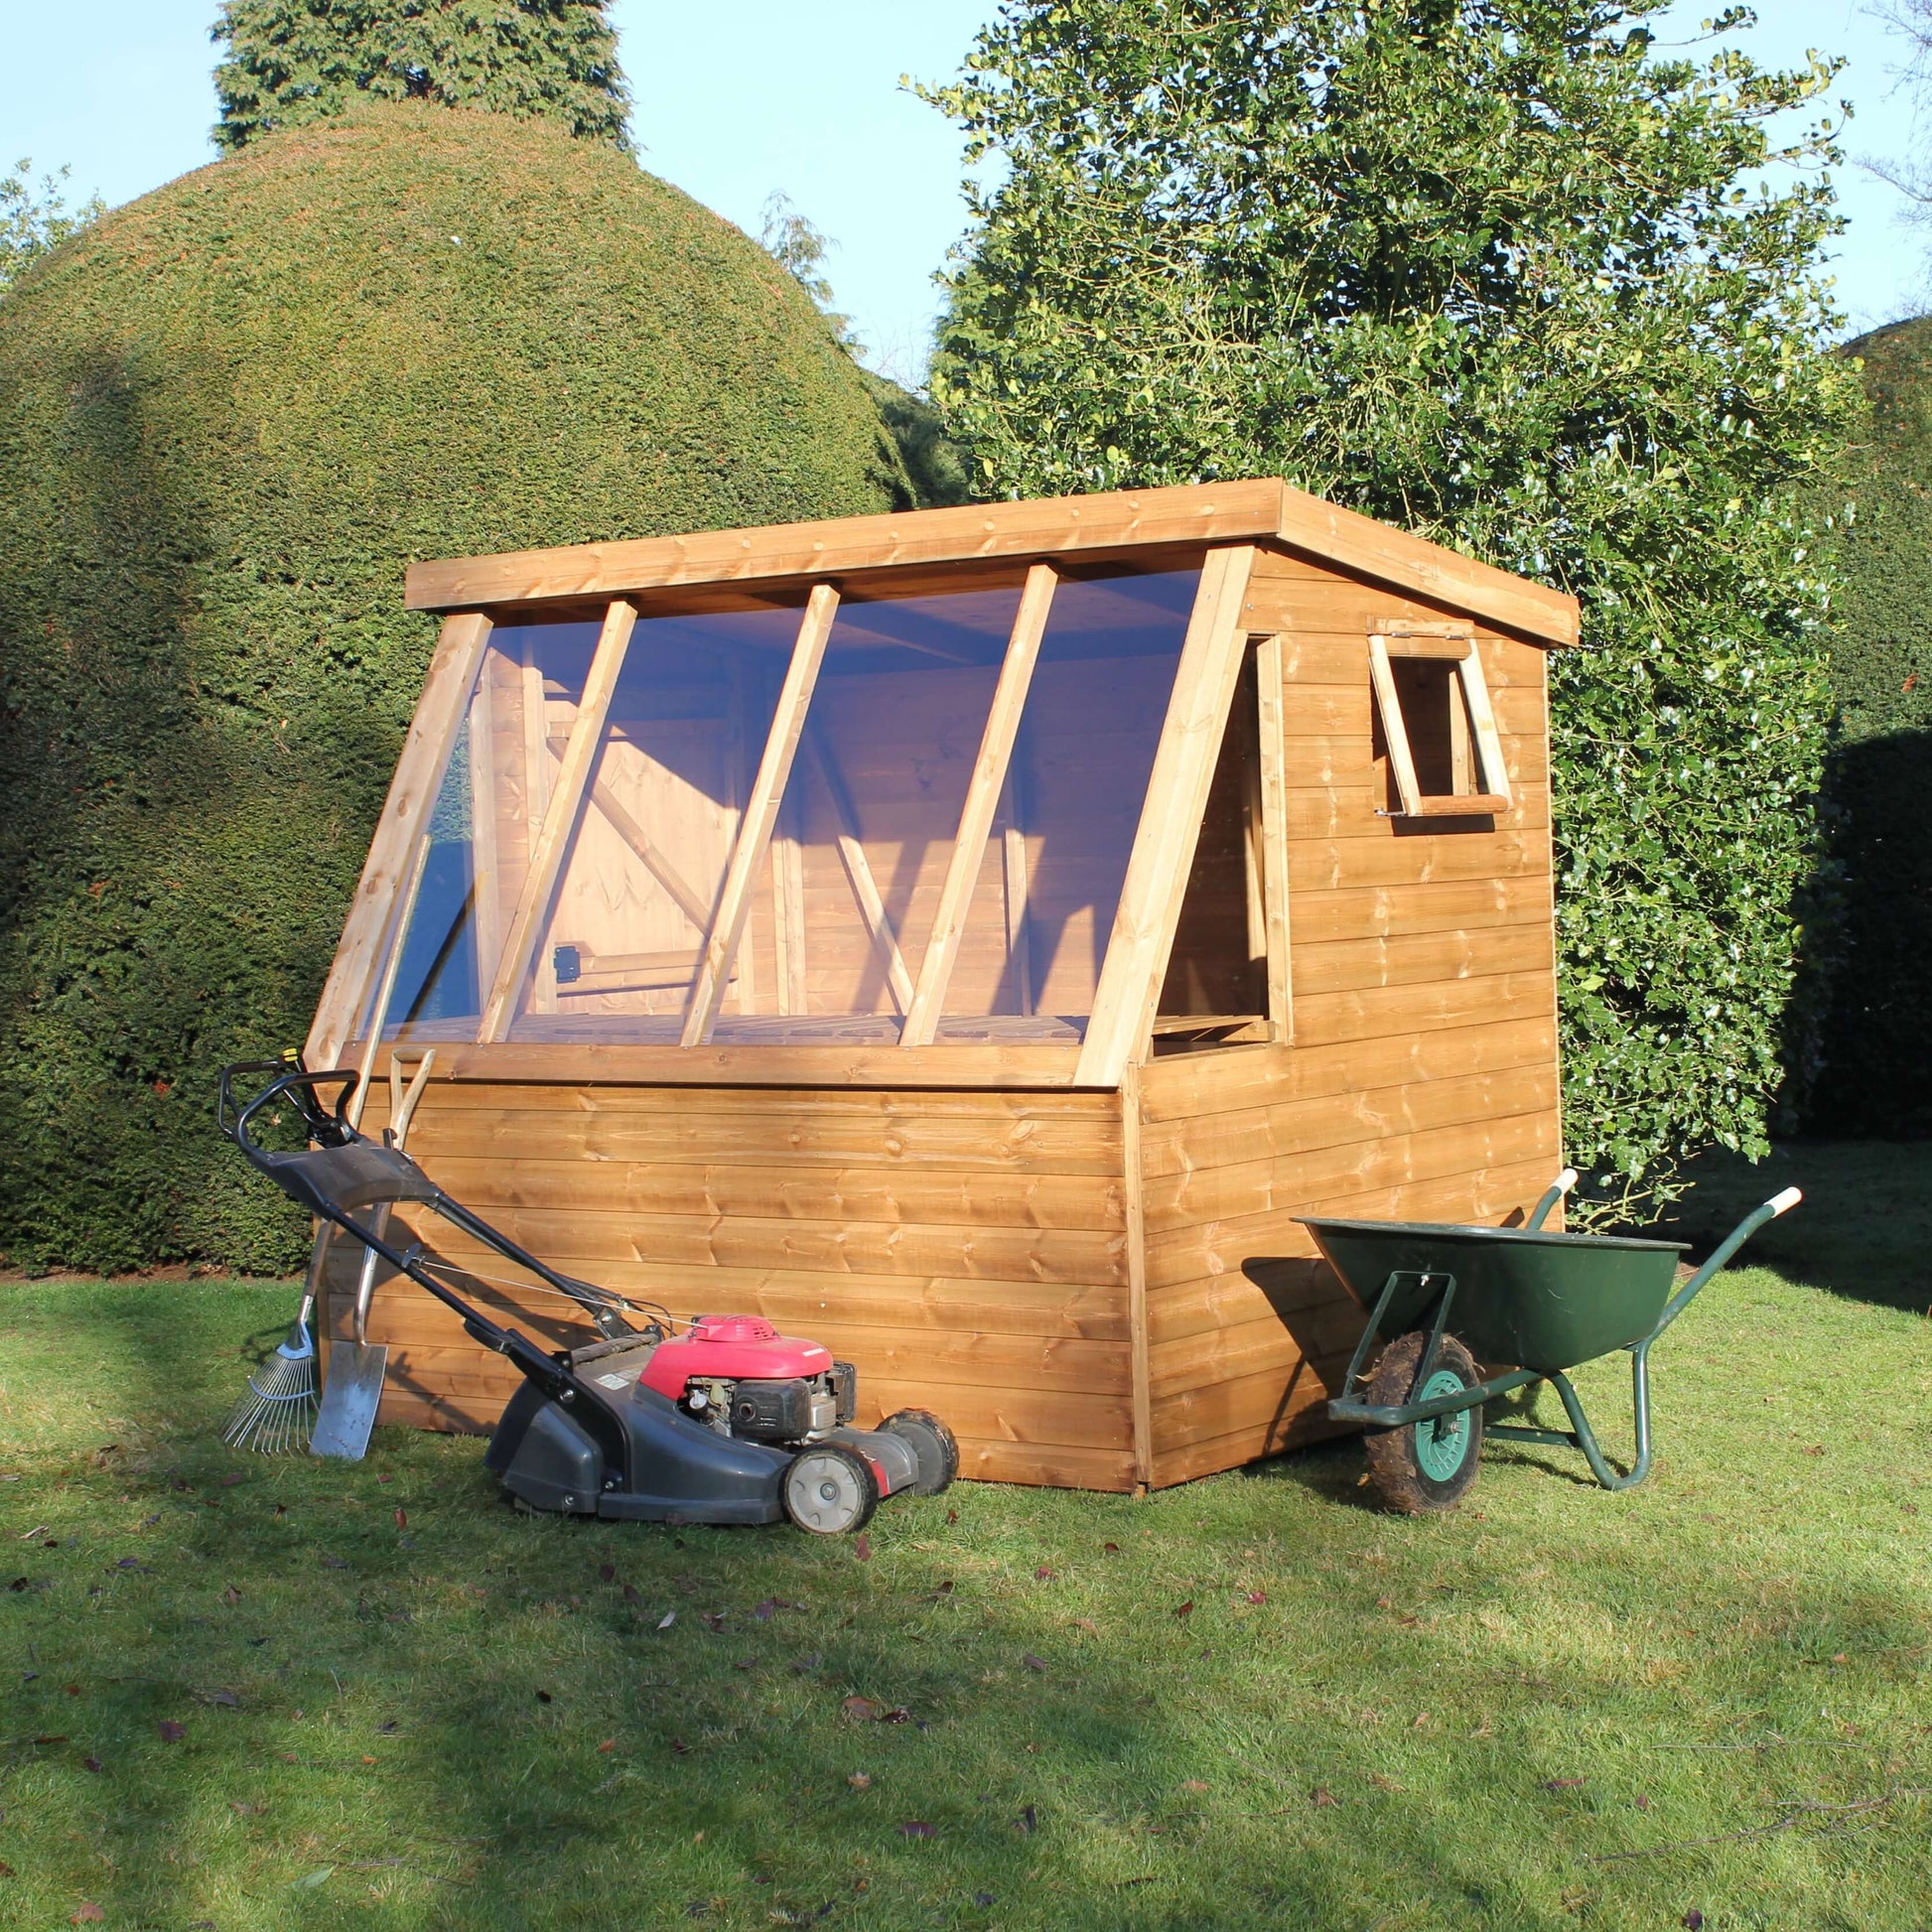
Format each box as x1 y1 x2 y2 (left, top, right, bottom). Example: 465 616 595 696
310 1342 387 1460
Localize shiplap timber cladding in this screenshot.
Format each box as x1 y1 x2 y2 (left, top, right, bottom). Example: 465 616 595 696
309 480 1574 1490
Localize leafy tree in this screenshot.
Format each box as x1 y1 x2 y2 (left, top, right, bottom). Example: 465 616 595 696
210 0 630 152
923 0 1861 1212
0 160 100 296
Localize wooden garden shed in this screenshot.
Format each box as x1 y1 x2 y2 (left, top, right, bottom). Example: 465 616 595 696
304 479 1578 1492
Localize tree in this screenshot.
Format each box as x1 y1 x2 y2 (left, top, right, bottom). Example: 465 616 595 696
0 160 99 296
210 0 630 152
923 0 1860 1214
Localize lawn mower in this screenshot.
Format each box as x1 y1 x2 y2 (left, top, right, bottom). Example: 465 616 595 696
217 1058 957 1534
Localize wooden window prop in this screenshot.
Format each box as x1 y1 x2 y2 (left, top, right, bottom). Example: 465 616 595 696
1368 621 1511 818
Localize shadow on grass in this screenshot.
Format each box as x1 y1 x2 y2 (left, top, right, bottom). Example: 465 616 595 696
1647 1140 1932 1316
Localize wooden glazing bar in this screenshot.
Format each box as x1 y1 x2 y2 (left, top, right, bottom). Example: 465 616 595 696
520 637 559 1014
1075 543 1258 1086
801 723 916 1017
902 561 1057 1045
682 583 838 1045
1253 633 1294 1039
480 599 638 1040
1001 762 1034 1017
307 610 491 1066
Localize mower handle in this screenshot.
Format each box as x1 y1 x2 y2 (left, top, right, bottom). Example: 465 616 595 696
218 1057 363 1156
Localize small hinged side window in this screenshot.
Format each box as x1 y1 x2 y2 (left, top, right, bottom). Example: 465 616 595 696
1367 621 1511 819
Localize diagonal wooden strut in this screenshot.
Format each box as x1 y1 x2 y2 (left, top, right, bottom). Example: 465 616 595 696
682 583 840 1046
900 561 1057 1045
802 723 916 1019
544 733 714 932
479 599 638 1041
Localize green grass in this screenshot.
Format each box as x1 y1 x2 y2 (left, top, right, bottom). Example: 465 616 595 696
3 1150 1930 1929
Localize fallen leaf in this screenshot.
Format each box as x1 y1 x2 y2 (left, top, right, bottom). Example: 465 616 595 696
1369 1772 1403 1792
1035 1567 1055 1581
623 1584 643 1604
82 1755 103 1772
1022 1653 1047 1673
291 1866 334 1891
671 1736 689 1754
1634 1794 1651 1811
394 1508 407 1529
219 1472 245 1488
598 1562 616 1584
1074 1616 1099 1634
1017 1802 1038 1833
597 1737 617 1753
377 1473 393 1484
0 1858 13 1877
974 1893 994 1907
1173 1600 1193 1619
840 1696 882 1724
197 1689 240 1710
1375 1595 1393 1609
853 1534 872 1563
1102 1541 1120 1555
700 1612 727 1632
222 1585 241 1606
67 1684 80 1696
932 1580 954 1595
898 1821 935 1839
657 1610 676 1630
1682 1913 1704 1931
1832 1652 1849 1665
230 1801 263 1815
320 1555 348 1570
158 1721 186 1742
1311 1787 1336 1808
360 1754 377 1766
33 1733 69 1744
71 1905 104 1923
1180 1779 1210 1793
1244 1590 1267 1605
536 1691 553 1705
1804 1444 1824 1457
1542 1777 1587 1791
1412 1712 1430 1728
115 1558 149 1573
945 1508 957 1524
847 1772 872 1789
753 1597 802 1620
272 1503 286 1519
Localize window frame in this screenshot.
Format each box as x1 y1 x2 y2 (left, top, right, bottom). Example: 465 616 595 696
1367 621 1512 819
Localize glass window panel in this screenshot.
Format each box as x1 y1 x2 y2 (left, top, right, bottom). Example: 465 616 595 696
939 565 1202 1039
361 617 604 1044
501 602 802 1041
705 581 1024 1042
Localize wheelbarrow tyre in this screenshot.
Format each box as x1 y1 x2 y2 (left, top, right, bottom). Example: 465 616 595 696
1362 1330 1483 1515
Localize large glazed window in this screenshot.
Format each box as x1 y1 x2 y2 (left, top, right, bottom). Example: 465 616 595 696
358 559 1211 1050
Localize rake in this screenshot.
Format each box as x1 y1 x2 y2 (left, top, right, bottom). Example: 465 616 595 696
220 1286 320 1452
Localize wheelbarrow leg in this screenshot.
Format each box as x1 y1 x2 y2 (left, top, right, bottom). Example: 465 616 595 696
1531 1341 1654 1492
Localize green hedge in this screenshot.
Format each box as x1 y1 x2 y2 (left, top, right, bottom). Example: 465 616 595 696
1807 320 1932 1135
0 104 909 1273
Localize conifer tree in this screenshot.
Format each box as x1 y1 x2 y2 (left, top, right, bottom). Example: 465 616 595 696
211 0 630 152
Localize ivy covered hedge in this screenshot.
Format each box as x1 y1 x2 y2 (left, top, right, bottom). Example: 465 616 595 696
0 104 910 1274
1808 320 1932 1135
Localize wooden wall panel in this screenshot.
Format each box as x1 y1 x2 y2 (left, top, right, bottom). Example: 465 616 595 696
324 1079 1135 1490
1137 542 1564 1487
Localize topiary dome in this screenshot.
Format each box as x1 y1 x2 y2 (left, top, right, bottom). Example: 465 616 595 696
0 104 911 1271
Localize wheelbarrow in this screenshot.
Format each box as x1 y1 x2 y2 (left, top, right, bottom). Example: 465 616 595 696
1303 1172 1802 1513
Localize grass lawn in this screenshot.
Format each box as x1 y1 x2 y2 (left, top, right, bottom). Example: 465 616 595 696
2 1145 1929 1930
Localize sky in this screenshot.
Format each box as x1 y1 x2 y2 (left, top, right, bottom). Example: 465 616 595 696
1 1 1929 380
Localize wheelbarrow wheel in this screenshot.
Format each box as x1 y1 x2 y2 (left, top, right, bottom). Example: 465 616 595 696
1362 1331 1483 1515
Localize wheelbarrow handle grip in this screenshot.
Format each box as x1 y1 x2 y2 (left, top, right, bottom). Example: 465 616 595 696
1525 1168 1581 1232
1654 1186 1802 1338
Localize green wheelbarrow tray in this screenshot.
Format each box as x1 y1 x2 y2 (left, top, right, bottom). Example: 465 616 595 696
1307 1173 1802 1496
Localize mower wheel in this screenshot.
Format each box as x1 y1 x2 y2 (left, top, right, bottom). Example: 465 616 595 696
881 1408 959 1496
783 1444 879 1536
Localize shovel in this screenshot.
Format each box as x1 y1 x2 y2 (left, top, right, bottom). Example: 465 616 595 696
312 1049 437 1460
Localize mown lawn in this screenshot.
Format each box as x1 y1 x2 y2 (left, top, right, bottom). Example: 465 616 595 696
2 1146 1929 1929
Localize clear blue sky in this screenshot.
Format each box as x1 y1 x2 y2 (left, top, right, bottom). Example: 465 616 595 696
1 0 1927 379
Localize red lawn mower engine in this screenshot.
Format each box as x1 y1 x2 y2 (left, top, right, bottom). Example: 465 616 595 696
638 1315 958 1534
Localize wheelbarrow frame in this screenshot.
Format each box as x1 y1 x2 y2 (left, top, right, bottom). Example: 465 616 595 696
1319 1173 1802 1493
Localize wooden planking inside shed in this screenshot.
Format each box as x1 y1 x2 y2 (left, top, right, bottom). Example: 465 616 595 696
325 1078 1137 1488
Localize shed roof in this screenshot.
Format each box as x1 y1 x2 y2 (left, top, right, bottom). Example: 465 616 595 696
404 478 1580 648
